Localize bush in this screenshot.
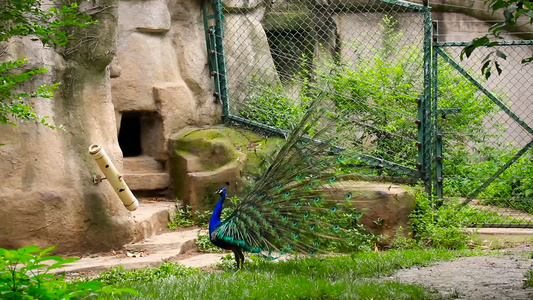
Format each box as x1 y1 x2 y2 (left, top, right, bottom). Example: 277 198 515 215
396 192 520 249
0 245 136 299
446 146 533 211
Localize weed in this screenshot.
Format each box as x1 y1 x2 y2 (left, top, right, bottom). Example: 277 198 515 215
525 268 533 288
196 231 224 253
168 205 195 229
394 192 520 249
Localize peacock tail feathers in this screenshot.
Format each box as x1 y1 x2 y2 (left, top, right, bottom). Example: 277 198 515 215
211 95 373 257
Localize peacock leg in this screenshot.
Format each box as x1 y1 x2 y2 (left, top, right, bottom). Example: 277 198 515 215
228 245 245 268
236 248 245 268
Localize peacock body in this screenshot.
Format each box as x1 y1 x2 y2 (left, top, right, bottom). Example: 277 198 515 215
209 97 363 268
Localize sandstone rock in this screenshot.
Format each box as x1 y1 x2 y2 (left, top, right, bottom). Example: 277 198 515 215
119 0 171 33
153 81 198 156
328 182 415 242
168 127 282 211
109 55 121 78
169 0 219 119
112 33 179 112
0 1 139 254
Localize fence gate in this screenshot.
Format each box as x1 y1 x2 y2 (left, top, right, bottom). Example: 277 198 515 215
433 31 533 227
202 0 433 183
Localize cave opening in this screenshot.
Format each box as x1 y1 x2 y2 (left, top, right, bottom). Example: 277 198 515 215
118 112 143 157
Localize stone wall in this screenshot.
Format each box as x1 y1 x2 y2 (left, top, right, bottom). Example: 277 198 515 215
0 0 221 254
111 0 219 161
0 0 135 254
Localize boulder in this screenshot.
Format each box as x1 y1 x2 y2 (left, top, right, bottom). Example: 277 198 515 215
169 127 283 211
328 181 416 242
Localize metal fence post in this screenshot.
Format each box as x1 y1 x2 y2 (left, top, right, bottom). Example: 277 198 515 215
212 0 230 121
422 3 433 195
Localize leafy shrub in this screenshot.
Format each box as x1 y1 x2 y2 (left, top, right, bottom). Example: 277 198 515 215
1 1 96 129
239 74 311 130
196 231 224 253
446 146 533 211
395 192 520 249
168 205 195 229
0 245 136 299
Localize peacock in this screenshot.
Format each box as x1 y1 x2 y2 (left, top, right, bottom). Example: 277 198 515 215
209 96 364 268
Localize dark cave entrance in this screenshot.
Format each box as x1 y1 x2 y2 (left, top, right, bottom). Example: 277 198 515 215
118 112 142 157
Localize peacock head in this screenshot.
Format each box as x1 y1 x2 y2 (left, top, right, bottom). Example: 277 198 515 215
215 188 226 197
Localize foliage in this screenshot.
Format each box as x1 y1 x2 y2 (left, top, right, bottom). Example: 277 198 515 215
169 197 239 230
0 0 96 128
396 192 520 249
96 262 199 285
241 16 498 175
526 267 533 288
462 0 533 78
239 74 311 130
168 205 195 229
0 245 136 299
110 249 470 299
196 231 224 253
445 146 533 211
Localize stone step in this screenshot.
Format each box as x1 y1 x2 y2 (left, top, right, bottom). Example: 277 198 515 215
466 228 533 245
123 156 165 173
52 229 224 274
132 200 176 242
124 173 169 191
125 230 198 252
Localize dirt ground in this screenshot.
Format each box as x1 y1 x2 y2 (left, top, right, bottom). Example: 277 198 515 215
391 245 533 300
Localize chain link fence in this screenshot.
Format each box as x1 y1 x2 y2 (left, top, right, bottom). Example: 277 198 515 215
218 0 429 180
434 40 533 226
204 0 533 226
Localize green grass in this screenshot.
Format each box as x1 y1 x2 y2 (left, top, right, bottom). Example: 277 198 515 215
526 268 533 288
104 249 474 300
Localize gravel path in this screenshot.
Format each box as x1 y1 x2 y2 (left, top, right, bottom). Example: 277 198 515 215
391 247 533 299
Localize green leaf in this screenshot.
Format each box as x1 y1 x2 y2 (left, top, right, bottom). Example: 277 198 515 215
522 56 533 64
495 50 507 59
495 61 503 75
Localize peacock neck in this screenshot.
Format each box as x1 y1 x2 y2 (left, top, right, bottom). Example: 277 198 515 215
209 190 226 234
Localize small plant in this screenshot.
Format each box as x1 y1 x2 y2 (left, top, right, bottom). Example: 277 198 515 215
240 75 310 130
525 267 533 288
397 192 521 249
196 231 224 253
215 254 240 271
0 245 136 299
193 210 212 227
168 205 195 229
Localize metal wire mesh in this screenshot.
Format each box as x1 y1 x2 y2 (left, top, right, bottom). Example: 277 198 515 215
221 0 427 179
435 44 533 226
